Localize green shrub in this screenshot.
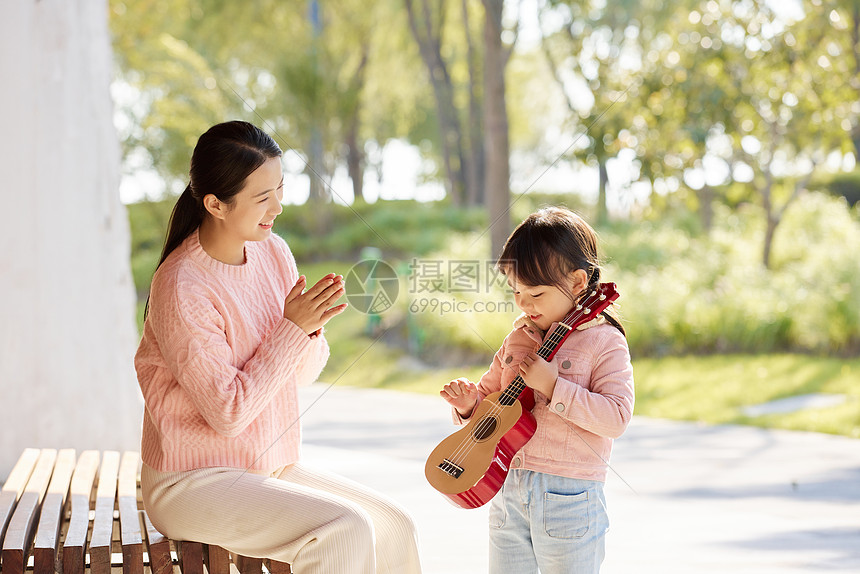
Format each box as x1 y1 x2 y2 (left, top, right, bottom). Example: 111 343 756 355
128 191 860 357
272 199 487 261
127 197 487 294
615 193 860 355
405 192 860 357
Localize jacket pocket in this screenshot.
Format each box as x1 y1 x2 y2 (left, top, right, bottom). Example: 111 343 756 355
554 350 591 388
544 490 589 539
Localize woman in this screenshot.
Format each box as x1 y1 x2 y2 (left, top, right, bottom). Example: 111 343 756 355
135 120 422 574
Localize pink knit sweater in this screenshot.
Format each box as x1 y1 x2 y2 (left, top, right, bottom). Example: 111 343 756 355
135 230 329 472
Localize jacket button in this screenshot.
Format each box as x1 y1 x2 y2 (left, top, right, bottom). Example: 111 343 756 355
561 360 571 369
512 456 521 467
555 403 565 412
505 355 513 364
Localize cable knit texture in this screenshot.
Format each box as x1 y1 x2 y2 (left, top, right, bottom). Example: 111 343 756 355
455 314 634 482
135 229 329 472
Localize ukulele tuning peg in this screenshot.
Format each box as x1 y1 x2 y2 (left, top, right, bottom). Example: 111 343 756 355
584 307 591 314
599 294 606 300
576 304 583 310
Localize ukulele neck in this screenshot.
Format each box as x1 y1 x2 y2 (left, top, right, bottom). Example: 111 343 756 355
498 322 572 407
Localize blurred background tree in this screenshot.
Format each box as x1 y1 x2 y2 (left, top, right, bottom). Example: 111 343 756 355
114 0 860 357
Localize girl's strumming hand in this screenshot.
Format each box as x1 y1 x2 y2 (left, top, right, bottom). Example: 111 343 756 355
283 273 348 335
441 377 479 418
519 352 558 397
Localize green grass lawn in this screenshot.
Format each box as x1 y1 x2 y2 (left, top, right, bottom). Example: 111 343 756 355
135 260 860 439
632 354 860 437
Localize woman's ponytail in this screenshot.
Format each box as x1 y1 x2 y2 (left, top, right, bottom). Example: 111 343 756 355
156 183 204 271
144 184 203 319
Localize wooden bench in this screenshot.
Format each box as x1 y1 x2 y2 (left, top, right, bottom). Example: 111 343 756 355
0 450 292 574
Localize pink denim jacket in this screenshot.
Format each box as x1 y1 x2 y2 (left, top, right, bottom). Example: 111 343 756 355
456 314 634 482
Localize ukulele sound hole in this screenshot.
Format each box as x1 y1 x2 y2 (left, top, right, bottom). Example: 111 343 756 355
472 416 499 442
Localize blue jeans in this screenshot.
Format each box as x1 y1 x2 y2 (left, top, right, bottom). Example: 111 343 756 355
488 470 609 574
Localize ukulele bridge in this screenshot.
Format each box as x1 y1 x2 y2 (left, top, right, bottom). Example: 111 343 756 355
438 458 464 478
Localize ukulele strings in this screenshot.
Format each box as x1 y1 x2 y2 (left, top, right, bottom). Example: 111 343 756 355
443 291 599 466
443 291 600 467
444 316 581 466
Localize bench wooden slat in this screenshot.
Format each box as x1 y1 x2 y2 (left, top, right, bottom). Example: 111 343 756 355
142 510 174 574
62 451 101 574
235 554 263 574
176 541 204 574
266 559 293 574
90 450 120 574
1 449 58 574
203 544 230 574
0 448 40 547
32 449 76 574
118 452 143 574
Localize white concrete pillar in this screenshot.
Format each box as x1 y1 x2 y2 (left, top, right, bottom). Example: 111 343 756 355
0 0 142 477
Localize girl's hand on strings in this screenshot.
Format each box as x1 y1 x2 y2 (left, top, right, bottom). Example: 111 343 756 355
283 273 347 335
520 352 558 397
441 378 480 419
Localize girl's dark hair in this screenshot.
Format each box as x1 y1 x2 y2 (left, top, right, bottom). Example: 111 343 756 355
498 206 625 336
145 121 282 317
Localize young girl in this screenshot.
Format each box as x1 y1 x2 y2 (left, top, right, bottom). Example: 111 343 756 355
135 121 421 574
440 207 634 574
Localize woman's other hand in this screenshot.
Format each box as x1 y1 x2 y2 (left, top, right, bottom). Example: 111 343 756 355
283 273 347 334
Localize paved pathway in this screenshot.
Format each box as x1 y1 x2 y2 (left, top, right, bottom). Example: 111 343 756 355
297 383 860 573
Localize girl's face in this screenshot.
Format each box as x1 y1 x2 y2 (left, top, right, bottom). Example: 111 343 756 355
507 270 587 331
221 156 284 243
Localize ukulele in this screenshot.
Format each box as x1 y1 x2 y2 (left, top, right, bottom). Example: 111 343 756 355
425 283 619 509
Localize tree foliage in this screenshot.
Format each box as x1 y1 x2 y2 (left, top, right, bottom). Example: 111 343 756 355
110 0 435 200
111 0 859 269
533 0 856 267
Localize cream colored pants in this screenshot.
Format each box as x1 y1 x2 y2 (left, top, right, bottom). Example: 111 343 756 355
141 462 422 574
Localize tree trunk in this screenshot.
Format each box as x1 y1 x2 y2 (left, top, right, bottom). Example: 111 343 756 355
597 158 609 225
851 4 860 162
761 169 811 270
700 184 714 233
345 48 369 203
483 0 511 259
404 0 467 205
762 211 778 269
307 129 329 203
0 0 142 475
307 0 329 204
760 171 776 269
346 119 364 202
462 0 485 206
